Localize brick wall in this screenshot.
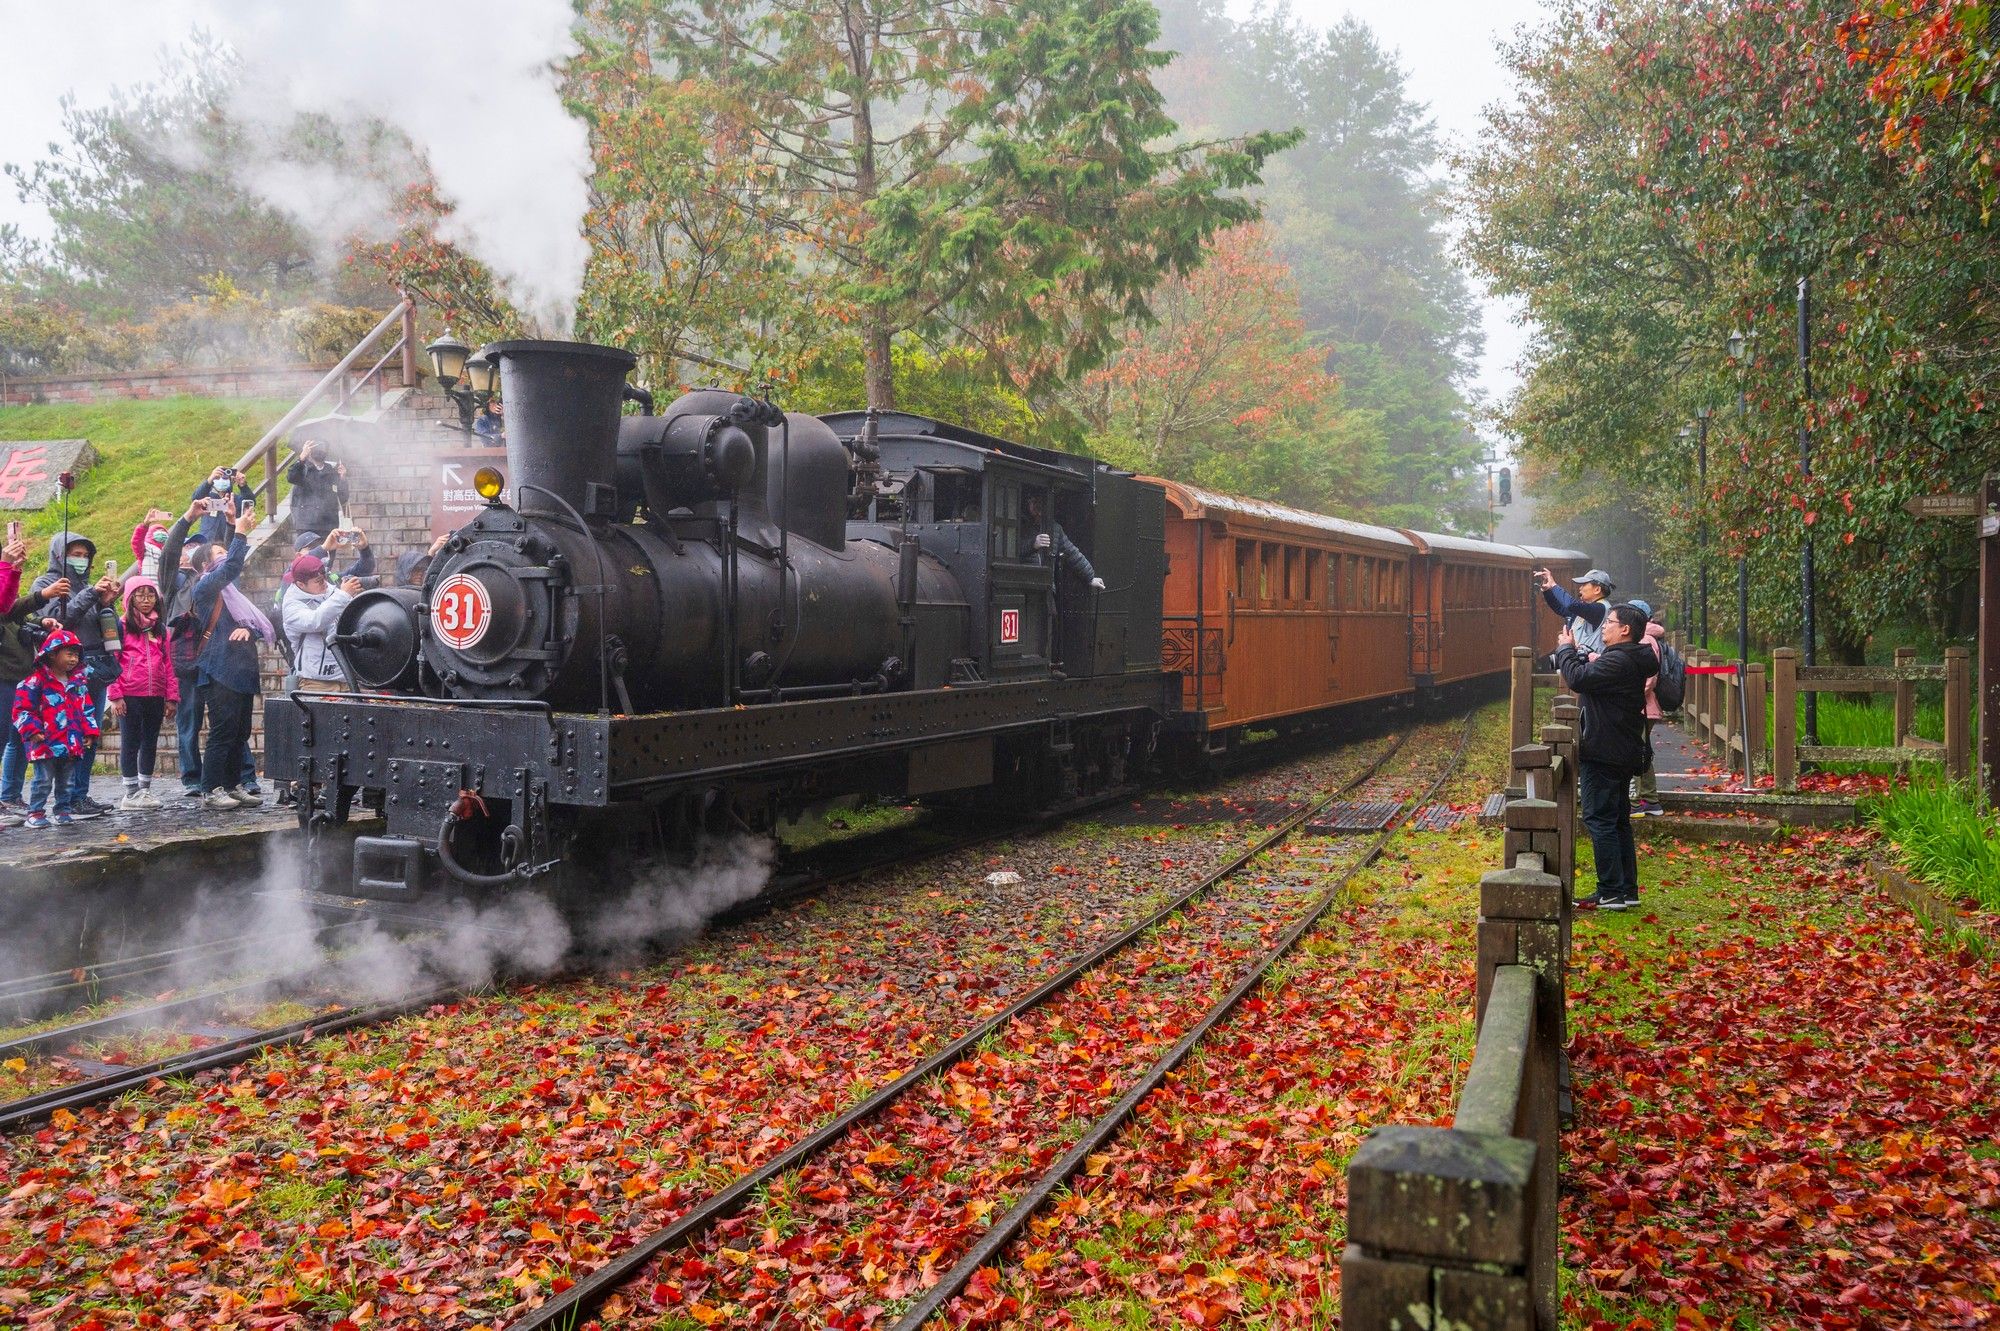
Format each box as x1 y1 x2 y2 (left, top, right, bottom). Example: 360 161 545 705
1 362 411 407
93 388 459 780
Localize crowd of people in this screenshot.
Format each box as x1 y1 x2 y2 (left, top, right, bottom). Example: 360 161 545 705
1537 565 1680 913
0 444 445 831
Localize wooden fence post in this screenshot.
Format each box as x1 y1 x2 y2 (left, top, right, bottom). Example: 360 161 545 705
1773 648 1800 792
1743 662 1767 781
1893 646 1916 759
1946 646 1971 782
1511 646 1536 760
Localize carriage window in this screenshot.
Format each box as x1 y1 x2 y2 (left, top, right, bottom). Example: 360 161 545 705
1236 539 1256 597
989 482 1021 560
1305 550 1322 605
1389 562 1403 609
1258 544 1277 602
1285 547 1304 603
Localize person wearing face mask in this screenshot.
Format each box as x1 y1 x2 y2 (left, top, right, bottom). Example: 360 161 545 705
19 530 121 819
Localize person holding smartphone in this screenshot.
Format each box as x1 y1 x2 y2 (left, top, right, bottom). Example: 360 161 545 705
188 504 269 810
9 528 123 817
286 436 349 541
190 466 257 546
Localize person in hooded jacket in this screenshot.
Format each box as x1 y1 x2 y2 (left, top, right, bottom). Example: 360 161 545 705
158 498 259 799
105 576 178 810
22 530 121 818
1554 602 1658 912
12 628 99 829
189 504 269 810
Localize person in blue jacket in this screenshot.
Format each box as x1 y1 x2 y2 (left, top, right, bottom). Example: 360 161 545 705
187 505 268 810
1536 565 1613 656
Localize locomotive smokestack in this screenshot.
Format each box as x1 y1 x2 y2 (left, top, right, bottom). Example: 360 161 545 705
484 339 637 520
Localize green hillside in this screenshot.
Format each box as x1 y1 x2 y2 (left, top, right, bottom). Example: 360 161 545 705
0 398 290 576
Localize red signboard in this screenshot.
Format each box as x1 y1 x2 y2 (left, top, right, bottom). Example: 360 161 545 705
999 607 1021 645
432 574 492 650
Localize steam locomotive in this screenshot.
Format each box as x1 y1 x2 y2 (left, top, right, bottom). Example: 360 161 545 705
266 340 1173 897
265 338 1587 900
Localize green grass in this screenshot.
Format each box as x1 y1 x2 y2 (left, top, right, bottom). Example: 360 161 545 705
0 398 291 569
1864 778 2000 910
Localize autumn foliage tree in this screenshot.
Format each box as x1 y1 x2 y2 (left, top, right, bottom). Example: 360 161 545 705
1074 224 1370 514
607 0 1291 410
1463 0 2000 652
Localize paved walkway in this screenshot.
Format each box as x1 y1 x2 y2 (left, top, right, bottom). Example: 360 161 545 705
1649 718 1747 793
0 773 294 880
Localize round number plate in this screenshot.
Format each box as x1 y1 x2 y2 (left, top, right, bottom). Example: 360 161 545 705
431 573 492 650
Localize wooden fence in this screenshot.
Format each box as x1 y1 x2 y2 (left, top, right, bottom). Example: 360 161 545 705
1343 693 1579 1329
1665 638 1767 782
1772 645 1970 791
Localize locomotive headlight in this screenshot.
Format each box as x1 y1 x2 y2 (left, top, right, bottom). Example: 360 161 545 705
474 466 506 501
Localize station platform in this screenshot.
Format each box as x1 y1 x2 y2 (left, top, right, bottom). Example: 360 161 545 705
0 775 295 883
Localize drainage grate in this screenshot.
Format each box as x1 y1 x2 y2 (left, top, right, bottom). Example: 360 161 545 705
1304 799 1403 834
1407 803 1469 832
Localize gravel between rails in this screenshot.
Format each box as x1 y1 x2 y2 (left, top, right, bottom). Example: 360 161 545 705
0 727 1411 1329
530 716 1474 1331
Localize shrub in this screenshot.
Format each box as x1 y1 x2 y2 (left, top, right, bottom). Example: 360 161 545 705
1864 778 2000 910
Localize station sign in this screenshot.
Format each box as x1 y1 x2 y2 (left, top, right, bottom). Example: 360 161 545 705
432 447 511 538
1903 493 1981 518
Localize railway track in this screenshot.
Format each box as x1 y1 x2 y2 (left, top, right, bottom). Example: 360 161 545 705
0 711 1396 1136
501 715 1470 1331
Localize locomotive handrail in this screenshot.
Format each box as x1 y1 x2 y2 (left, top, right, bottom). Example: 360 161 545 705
226 295 416 511
285 688 552 714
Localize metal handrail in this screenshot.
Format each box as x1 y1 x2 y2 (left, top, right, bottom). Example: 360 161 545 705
226 295 417 509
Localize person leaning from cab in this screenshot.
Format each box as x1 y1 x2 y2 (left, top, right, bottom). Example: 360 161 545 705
1554 601 1656 913
1021 492 1105 592
1536 565 1614 655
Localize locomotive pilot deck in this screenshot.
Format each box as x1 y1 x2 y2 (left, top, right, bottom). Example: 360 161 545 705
268 671 1176 815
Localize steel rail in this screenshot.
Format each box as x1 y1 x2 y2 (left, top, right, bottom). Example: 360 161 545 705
890 713 1478 1329
0 987 461 1133
502 726 1419 1331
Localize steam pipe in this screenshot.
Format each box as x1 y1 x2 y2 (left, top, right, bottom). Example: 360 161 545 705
623 384 655 416
770 409 792 692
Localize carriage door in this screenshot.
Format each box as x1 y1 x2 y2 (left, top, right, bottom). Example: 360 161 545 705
1408 556 1436 678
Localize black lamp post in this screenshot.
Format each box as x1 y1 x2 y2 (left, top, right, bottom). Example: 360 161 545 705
1728 328 1753 671
1677 409 1712 647
426 333 498 436
1796 275 1819 746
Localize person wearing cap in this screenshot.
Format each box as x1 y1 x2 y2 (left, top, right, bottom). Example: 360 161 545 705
1625 597 1669 816
1535 566 1613 656
282 553 361 690
1555 602 1658 911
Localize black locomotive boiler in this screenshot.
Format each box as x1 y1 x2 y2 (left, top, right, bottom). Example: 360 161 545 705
266 339 1173 898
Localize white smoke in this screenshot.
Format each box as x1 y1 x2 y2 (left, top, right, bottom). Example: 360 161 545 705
582 836 776 957
205 0 591 330
6 1 593 330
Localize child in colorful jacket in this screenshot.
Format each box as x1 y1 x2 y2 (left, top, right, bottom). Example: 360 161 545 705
105 576 178 810
11 628 100 828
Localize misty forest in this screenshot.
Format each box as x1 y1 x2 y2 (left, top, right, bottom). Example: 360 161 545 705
3 0 1998 648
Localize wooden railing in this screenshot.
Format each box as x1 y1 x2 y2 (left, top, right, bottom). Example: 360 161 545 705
1663 635 1767 782
225 296 418 514
1343 691 1578 1329
1773 645 1970 790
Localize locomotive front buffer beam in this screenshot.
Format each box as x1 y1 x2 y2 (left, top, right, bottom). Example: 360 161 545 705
266 672 1174 895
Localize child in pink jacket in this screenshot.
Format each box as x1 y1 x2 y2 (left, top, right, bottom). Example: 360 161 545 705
105 575 178 810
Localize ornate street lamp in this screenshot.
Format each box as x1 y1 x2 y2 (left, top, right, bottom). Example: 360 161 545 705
425 333 497 436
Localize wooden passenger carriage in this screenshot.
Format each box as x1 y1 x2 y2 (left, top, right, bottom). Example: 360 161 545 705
1148 479 1419 745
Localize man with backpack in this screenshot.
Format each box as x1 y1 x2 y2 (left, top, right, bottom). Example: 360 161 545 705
1623 599 1683 816
1555 602 1659 912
